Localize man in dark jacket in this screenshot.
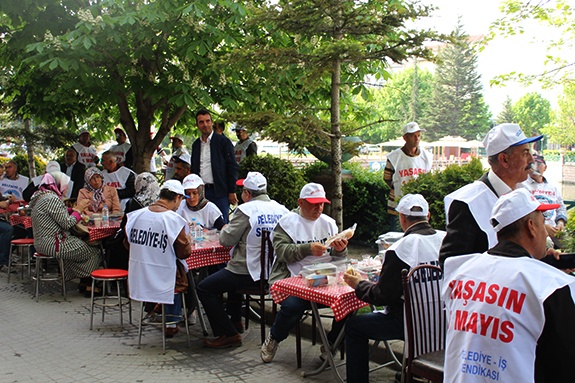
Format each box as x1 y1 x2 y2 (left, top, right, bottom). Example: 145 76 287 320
343 194 446 383
439 123 543 265
60 148 86 200
191 109 238 223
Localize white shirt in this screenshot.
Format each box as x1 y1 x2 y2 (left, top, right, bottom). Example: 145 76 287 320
176 200 223 229
199 132 214 184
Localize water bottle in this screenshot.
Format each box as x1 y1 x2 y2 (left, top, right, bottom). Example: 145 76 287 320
101 204 109 227
190 218 198 243
195 222 203 243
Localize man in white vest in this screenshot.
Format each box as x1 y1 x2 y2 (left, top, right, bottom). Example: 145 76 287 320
384 122 432 230
440 123 543 265
72 130 98 168
343 194 445 383
101 150 136 211
443 188 575 383
261 183 349 363
0 160 29 201
108 127 132 168
126 180 192 338
233 126 257 164
197 172 289 349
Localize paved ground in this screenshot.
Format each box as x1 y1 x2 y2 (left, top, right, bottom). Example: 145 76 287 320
0 268 399 383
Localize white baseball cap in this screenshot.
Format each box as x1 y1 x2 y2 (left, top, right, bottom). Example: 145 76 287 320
170 134 184 142
483 123 543 156
403 122 424 135
491 188 559 233
173 153 191 165
396 194 429 217
182 174 204 190
299 183 330 204
236 171 267 191
161 180 188 198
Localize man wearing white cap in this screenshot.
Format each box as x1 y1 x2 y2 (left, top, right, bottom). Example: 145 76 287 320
384 122 432 230
233 126 257 164
71 129 98 168
165 134 189 180
126 180 192 338
442 188 575 383
101 150 136 211
172 153 192 182
343 194 446 383
261 183 349 363
198 172 289 349
440 123 543 264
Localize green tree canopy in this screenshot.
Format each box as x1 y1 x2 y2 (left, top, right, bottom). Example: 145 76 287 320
496 96 516 125
512 92 551 137
542 83 575 146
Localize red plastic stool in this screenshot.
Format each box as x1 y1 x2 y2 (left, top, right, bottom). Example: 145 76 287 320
8 238 35 282
90 269 132 330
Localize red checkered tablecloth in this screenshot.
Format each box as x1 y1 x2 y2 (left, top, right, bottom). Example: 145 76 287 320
87 221 121 241
270 276 368 321
10 214 32 228
185 241 231 269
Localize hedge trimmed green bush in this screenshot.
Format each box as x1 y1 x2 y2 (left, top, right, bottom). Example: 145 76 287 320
2 154 46 178
238 154 307 210
401 157 485 230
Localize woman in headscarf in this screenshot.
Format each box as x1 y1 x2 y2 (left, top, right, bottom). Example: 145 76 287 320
76 167 121 216
30 171 101 294
106 172 160 270
176 173 225 230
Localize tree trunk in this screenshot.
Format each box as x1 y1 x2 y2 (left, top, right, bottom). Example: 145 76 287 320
24 119 36 179
330 57 343 231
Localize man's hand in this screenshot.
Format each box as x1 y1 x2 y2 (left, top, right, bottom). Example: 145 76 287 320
228 192 238 205
0 200 9 209
310 242 328 256
343 268 364 289
331 238 348 252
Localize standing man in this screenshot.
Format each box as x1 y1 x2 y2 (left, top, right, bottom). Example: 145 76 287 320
384 122 432 230
0 160 29 200
197 172 289 349
72 129 98 168
101 150 136 211
172 153 192 182
108 127 132 168
60 148 86 200
165 134 189 181
439 123 543 264
343 194 445 383
126 180 192 337
261 183 349 363
233 126 257 164
442 188 575 382
191 109 238 223
523 154 568 247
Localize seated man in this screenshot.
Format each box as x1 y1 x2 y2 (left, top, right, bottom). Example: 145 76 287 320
172 153 191 182
0 160 29 201
125 180 192 337
101 150 136 211
443 188 575 382
60 148 86 200
197 172 289 349
261 183 348 363
343 194 445 383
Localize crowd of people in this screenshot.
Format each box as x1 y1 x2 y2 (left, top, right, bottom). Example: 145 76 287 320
0 116 573 383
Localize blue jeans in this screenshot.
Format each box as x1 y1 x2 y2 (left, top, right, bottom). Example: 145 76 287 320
345 312 404 383
270 296 345 345
0 221 14 266
164 292 183 324
205 189 230 224
196 268 258 337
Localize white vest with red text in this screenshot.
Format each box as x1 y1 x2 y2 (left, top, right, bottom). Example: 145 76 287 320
72 143 97 167
278 212 338 276
387 148 432 208
234 138 255 164
102 166 135 211
237 199 289 280
126 208 189 304
109 142 131 164
444 181 499 248
442 253 575 383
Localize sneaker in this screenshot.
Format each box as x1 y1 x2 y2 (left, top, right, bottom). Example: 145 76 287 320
142 312 159 325
188 310 197 325
261 334 279 363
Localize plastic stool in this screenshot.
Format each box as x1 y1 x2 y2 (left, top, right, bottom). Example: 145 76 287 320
8 238 35 282
90 269 132 330
32 253 66 302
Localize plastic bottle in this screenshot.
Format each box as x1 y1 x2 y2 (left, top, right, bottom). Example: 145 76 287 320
195 222 203 243
101 204 109 227
190 218 198 243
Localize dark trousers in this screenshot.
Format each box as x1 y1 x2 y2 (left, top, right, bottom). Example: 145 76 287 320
205 188 230 224
196 268 258 337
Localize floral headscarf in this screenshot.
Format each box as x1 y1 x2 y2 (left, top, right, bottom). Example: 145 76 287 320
134 172 160 207
39 171 71 198
84 166 105 212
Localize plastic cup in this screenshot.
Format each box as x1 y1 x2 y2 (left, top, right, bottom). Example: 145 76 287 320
93 214 102 228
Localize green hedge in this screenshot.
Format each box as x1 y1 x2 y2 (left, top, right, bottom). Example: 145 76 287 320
401 157 486 230
0 154 47 178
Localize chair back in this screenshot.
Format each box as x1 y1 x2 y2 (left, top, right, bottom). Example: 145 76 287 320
259 229 274 286
401 264 446 362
